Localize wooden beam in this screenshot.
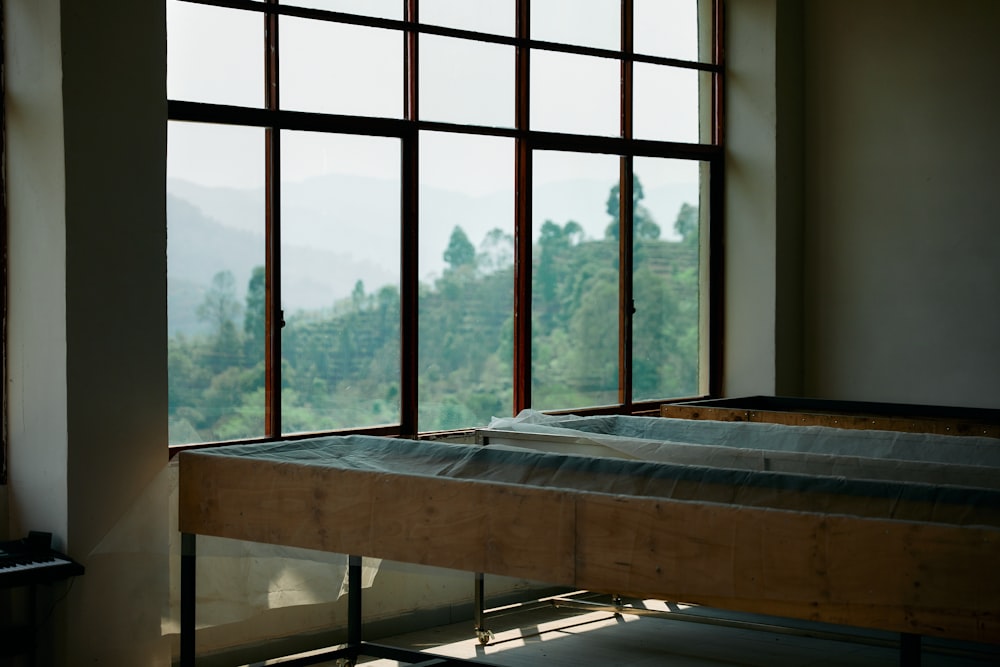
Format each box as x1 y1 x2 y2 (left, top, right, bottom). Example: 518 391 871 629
179 446 1000 645
573 493 1000 642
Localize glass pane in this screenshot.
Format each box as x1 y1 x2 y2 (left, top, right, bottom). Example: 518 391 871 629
281 17 403 118
631 157 702 401
167 121 266 444
634 0 700 62
634 63 700 143
532 151 620 412
531 50 619 136
280 132 401 433
285 0 401 20
167 0 263 107
532 0 619 51
419 132 514 430
420 36 514 127
421 0 514 36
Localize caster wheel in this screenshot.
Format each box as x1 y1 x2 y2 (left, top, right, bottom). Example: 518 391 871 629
477 629 495 645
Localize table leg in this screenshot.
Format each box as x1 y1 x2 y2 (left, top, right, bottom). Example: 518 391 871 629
900 633 921 667
180 533 196 667
347 555 362 648
473 572 492 644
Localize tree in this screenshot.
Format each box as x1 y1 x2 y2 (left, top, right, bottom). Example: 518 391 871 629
351 279 366 310
198 270 242 335
674 202 699 245
443 225 475 270
534 220 570 324
477 227 514 274
563 220 584 245
197 271 243 376
244 265 266 358
604 173 660 241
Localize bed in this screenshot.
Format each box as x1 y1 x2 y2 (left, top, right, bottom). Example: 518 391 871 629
178 430 1000 665
659 395 1000 438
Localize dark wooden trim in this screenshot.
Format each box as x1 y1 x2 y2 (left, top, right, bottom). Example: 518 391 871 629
264 0 281 436
618 157 634 409
712 0 726 146
167 101 722 163
512 0 532 414
618 0 635 409
708 156 726 397
399 0 419 436
166 0 724 440
662 395 1000 439
176 0 722 73
400 131 419 437
0 0 7 483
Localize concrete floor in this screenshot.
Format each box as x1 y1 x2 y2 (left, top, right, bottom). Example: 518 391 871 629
266 594 1000 667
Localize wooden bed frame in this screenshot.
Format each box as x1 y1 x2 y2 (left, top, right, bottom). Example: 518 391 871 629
178 434 1000 666
660 395 1000 438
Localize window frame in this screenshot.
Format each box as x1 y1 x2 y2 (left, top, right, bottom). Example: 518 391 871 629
1 0 8 482
167 0 725 451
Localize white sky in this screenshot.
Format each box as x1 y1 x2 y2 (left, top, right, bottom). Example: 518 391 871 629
166 0 702 193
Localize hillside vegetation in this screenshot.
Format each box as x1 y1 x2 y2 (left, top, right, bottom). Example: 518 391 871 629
168 178 700 443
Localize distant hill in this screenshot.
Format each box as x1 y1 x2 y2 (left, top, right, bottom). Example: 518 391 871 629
167 193 395 335
166 174 698 336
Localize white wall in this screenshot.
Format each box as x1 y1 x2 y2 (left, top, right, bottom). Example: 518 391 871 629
723 0 805 396
724 0 1000 408
5 0 69 544
801 0 1000 407
6 0 170 663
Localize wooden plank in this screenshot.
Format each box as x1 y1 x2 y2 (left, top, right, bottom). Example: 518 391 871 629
661 399 1000 438
179 451 576 584
179 444 1000 644
572 493 1000 643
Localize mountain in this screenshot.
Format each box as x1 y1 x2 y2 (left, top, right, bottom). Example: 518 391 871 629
166 174 698 335
167 193 395 335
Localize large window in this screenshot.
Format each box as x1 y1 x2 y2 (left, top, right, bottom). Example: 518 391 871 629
167 0 723 446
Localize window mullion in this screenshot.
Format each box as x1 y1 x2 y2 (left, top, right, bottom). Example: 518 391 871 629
512 0 532 414
618 0 635 409
265 0 282 436
400 0 419 436
712 0 725 146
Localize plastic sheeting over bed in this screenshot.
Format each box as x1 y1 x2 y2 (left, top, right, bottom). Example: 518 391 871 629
203 434 1000 527
482 411 1000 491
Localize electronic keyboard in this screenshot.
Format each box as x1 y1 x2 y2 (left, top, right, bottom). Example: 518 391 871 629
0 532 84 588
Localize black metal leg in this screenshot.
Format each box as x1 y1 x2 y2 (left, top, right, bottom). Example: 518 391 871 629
347 555 362 648
28 583 38 667
473 572 493 644
900 633 921 667
474 572 485 636
180 533 196 667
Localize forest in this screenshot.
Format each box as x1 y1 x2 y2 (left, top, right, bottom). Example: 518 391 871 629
168 179 700 444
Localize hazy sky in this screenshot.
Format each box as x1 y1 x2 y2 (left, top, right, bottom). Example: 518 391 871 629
166 0 701 193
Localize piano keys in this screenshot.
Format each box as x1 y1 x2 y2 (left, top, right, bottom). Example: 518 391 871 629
0 532 84 589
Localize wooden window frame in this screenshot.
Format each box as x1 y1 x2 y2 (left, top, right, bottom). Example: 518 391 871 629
167 0 725 451
1 0 8 482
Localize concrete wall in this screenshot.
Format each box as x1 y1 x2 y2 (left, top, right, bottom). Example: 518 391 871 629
6 0 170 663
800 0 1000 407
724 0 1000 407
722 0 806 398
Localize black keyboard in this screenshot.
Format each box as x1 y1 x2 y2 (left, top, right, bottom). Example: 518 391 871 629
0 534 84 588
